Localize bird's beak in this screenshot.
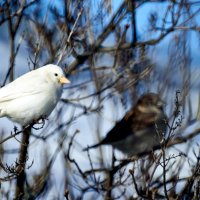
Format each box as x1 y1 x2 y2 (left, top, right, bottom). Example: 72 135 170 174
59 77 70 84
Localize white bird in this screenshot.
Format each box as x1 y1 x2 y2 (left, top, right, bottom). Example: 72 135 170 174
0 64 70 126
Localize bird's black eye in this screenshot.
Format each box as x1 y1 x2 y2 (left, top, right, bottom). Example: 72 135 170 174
54 73 58 77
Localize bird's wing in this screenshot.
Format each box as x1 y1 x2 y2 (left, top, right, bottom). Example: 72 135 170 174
0 71 46 103
100 118 133 144
100 108 163 145
0 88 42 102
82 118 132 151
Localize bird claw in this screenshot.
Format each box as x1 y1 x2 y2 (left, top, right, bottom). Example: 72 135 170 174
31 116 47 130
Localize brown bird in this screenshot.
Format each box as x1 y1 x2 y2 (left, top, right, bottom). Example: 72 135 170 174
83 93 167 156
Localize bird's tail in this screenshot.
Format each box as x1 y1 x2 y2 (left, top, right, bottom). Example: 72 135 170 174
83 143 101 152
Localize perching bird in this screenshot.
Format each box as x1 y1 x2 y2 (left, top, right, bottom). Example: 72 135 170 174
0 64 70 126
83 93 167 156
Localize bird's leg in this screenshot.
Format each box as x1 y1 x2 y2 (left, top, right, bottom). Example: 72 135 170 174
31 116 47 130
38 115 48 125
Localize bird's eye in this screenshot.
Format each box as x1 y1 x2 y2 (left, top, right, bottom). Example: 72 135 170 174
54 73 58 77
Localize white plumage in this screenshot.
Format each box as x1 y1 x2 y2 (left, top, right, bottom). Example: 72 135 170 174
0 64 70 126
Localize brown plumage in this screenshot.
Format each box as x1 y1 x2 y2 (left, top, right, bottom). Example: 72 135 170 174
83 93 167 156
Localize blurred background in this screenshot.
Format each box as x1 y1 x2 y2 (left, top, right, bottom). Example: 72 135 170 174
1 0 200 199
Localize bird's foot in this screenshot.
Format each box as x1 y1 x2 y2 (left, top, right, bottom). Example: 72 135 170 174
31 116 47 130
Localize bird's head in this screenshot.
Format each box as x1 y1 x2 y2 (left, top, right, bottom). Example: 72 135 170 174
137 93 165 114
43 64 70 85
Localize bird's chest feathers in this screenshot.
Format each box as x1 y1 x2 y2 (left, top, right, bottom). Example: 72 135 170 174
43 82 62 102
131 108 158 130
